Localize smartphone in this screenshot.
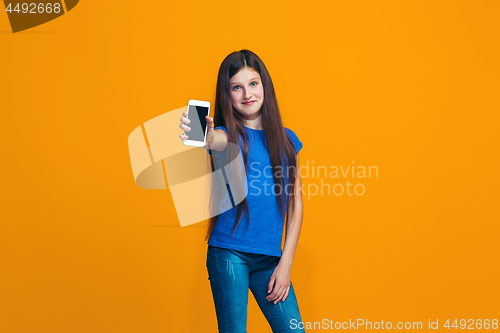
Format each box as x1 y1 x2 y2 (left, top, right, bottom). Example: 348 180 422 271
183 99 211 147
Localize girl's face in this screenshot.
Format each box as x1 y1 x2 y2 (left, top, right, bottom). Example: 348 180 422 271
229 67 264 118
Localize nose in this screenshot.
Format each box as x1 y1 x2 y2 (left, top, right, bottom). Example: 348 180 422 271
243 88 252 100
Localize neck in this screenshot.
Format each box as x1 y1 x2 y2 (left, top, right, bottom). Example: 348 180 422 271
243 113 263 130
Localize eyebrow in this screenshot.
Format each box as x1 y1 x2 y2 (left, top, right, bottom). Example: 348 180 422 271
230 77 261 85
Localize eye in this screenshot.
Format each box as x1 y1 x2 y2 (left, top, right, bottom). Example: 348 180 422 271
250 81 258 86
232 85 241 91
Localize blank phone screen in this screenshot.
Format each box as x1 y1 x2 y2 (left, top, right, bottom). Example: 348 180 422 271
187 105 209 142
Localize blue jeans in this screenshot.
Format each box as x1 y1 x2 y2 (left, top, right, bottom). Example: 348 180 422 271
206 245 305 332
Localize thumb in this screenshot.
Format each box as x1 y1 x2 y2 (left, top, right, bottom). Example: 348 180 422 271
206 116 214 130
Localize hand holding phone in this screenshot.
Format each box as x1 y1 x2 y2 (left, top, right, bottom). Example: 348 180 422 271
179 112 215 149
179 100 210 147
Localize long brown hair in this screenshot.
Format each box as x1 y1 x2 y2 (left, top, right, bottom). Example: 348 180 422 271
205 49 298 241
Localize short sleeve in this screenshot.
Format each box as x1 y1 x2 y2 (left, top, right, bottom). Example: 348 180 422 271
285 128 303 154
207 126 228 156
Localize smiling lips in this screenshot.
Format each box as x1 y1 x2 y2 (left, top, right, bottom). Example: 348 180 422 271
242 100 256 105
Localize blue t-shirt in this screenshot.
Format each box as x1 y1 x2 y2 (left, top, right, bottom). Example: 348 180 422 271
206 124 303 257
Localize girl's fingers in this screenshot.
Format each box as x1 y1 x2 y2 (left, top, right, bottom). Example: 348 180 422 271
283 287 290 302
269 285 284 301
274 287 287 304
179 123 191 131
180 111 190 141
267 276 276 295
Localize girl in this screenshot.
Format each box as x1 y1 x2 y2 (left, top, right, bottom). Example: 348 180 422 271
179 49 305 333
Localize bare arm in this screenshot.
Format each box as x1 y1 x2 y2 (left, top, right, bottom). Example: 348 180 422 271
280 153 304 268
210 128 228 152
266 153 304 304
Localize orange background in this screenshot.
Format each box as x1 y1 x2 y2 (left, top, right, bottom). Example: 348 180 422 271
1 1 499 332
